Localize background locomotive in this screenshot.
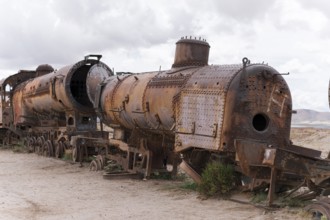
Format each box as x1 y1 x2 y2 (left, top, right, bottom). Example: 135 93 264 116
0 55 112 159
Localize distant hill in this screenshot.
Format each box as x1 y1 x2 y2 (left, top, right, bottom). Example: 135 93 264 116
292 109 330 128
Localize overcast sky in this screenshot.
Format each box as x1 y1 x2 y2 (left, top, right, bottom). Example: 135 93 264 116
0 0 329 111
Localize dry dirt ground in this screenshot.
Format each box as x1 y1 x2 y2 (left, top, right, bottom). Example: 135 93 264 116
0 127 329 220
290 127 330 158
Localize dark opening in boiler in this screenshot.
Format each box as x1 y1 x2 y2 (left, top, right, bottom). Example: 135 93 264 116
81 117 91 124
252 113 269 132
68 117 74 126
70 65 93 107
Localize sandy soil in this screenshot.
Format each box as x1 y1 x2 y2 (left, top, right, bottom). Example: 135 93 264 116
290 127 330 158
1 127 328 220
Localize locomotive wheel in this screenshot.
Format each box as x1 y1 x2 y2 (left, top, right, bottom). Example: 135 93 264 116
305 198 330 220
42 144 48 157
36 137 41 147
48 141 54 157
89 160 98 171
24 137 29 148
40 136 45 146
32 137 37 145
42 141 48 157
29 138 35 153
43 140 53 157
62 141 69 150
54 142 60 158
36 136 45 155
59 142 64 157
72 146 77 162
40 145 44 156
3 137 8 146
25 138 33 153
55 142 64 158
35 145 41 155
95 158 102 170
72 146 80 162
30 137 37 152
96 155 104 169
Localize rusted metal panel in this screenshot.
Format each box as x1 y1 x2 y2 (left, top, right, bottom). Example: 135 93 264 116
221 64 292 152
107 72 157 130
262 148 277 166
86 62 113 105
175 90 223 152
234 138 326 178
234 136 330 206
286 144 322 158
234 139 268 177
144 68 195 131
175 65 242 152
179 160 201 183
100 76 123 126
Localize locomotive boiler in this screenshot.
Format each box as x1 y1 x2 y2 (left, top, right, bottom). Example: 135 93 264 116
0 55 112 158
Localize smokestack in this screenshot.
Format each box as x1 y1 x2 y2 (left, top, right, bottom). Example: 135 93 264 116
172 36 210 68
35 64 54 77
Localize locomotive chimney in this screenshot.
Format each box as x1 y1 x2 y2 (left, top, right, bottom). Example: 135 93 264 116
36 64 54 77
172 36 210 68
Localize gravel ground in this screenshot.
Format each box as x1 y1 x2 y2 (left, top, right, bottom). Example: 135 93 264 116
2 127 326 220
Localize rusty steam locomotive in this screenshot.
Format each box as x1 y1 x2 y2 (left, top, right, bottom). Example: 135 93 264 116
85 37 294 181
2 37 330 212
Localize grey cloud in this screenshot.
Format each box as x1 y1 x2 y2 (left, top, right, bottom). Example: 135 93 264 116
50 0 188 46
211 0 274 22
0 0 200 70
299 0 330 17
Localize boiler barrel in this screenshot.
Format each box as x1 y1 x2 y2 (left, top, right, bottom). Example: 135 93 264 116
88 39 211 133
